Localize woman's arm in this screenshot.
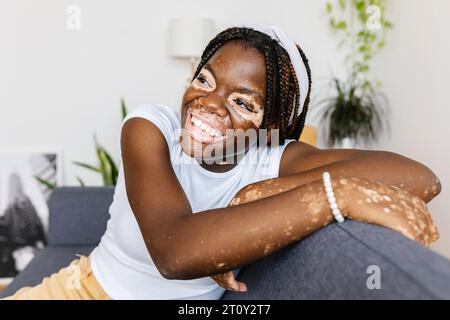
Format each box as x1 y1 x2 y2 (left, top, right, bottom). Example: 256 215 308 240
122 119 338 280
231 153 442 207
280 142 442 203
212 173 440 291
162 175 435 281
121 119 436 281
166 180 339 279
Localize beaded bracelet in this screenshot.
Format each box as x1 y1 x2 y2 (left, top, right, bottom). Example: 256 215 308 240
322 171 345 223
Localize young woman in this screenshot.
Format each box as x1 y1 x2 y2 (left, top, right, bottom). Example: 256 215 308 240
5 25 441 300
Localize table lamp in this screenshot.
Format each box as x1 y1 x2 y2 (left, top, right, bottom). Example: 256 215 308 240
169 17 215 83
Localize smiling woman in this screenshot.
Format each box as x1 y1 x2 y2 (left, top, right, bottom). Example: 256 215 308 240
3 25 441 300
180 41 267 164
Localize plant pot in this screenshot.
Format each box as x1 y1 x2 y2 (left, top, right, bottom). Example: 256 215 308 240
334 137 356 149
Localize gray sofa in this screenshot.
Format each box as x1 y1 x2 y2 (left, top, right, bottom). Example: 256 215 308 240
2 187 450 299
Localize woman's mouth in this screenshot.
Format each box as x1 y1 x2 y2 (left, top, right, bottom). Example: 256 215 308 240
184 110 228 145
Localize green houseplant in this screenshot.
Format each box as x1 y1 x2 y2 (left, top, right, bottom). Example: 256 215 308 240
317 0 393 147
73 98 128 186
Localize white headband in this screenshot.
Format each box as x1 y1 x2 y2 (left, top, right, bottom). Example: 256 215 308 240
241 24 309 126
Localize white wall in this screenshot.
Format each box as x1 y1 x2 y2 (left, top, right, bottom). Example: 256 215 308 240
1 0 449 257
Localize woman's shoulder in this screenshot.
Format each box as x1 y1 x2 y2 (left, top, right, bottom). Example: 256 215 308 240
124 103 180 124
122 103 181 147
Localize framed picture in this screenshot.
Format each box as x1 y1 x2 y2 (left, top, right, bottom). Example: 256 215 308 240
0 148 63 279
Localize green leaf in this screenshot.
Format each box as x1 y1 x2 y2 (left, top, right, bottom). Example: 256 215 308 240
336 21 347 30
73 161 101 173
357 30 368 38
94 138 113 186
329 17 336 29
76 176 85 187
93 134 118 187
326 2 333 13
355 0 366 12
358 45 371 53
97 149 110 185
101 147 119 185
73 99 126 187
121 98 128 120
383 21 394 29
35 176 56 190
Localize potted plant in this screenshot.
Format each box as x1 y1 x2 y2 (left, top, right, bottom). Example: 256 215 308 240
73 98 128 186
317 0 393 148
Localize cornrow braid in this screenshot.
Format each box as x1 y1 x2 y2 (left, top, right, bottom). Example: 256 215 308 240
261 44 275 130
276 45 292 140
286 44 312 140
192 27 312 144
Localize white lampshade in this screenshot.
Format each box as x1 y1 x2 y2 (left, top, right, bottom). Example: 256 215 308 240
169 18 216 58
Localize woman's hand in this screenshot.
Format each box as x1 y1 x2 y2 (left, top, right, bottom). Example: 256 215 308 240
335 176 439 246
211 271 247 292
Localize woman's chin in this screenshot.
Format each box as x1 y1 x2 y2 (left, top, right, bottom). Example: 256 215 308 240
180 135 228 162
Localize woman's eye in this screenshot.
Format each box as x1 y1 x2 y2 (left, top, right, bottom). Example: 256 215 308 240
196 74 210 87
234 98 253 112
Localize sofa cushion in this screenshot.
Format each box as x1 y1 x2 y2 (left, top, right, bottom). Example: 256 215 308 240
47 187 114 246
222 221 450 299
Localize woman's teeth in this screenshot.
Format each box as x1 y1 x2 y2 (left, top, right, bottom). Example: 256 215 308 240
191 116 223 138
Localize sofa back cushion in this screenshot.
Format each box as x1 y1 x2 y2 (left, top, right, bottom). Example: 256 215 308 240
47 187 114 246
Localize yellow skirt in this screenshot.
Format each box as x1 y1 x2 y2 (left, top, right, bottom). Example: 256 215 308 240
3 255 111 300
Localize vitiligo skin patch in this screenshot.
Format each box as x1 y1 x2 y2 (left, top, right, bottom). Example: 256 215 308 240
334 176 439 246
224 172 439 269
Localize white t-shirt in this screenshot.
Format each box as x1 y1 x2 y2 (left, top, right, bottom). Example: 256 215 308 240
90 104 295 299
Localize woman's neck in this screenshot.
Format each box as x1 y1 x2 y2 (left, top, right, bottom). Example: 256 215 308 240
198 148 249 173
199 161 237 173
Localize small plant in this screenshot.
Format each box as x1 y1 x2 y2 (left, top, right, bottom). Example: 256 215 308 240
73 134 119 186
317 0 393 147
318 78 387 146
74 98 128 186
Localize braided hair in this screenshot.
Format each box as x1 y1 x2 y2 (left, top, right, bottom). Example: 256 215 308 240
192 27 312 144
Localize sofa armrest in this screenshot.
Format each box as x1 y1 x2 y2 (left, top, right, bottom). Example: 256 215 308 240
222 221 450 299
47 187 114 246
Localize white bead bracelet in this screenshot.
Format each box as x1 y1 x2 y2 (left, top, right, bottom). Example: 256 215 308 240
322 171 345 223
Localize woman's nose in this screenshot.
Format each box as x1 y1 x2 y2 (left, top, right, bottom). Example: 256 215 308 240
198 94 228 118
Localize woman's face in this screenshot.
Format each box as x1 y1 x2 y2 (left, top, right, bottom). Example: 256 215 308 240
180 41 267 161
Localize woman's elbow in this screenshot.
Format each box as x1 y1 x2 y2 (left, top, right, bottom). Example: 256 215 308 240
387 152 441 194
152 249 201 280
409 156 442 200
153 261 178 280
156 264 201 281
152 251 183 280
415 160 442 200
427 170 442 200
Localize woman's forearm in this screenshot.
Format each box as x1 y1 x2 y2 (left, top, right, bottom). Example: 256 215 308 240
329 151 441 202
240 151 441 204
152 152 441 280
155 179 340 280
